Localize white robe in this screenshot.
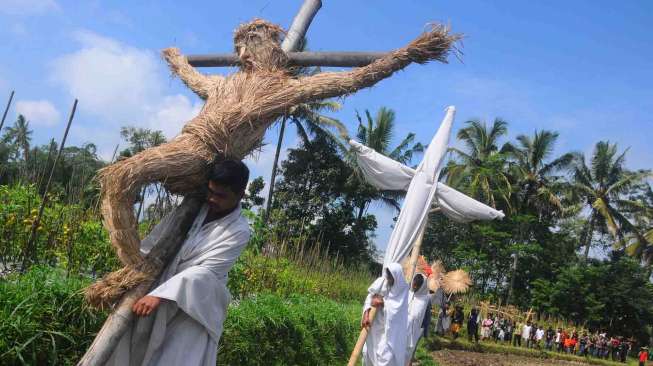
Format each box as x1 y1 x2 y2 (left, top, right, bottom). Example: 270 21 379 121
105 204 250 366
362 263 409 366
405 274 430 364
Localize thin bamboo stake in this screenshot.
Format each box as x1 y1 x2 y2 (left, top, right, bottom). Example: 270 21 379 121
347 214 430 366
21 99 77 270
0 90 14 132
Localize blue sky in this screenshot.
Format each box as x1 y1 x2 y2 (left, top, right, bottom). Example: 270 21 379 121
1 0 652 255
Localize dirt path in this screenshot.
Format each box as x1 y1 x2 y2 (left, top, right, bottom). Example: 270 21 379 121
431 349 588 366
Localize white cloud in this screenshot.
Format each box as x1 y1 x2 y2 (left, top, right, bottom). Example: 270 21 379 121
49 30 204 157
14 99 60 126
0 0 60 16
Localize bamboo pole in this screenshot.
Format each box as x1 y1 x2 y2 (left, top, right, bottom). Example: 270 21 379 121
347 213 431 366
0 90 14 132
21 99 77 270
77 196 202 365
280 0 321 52
187 51 387 68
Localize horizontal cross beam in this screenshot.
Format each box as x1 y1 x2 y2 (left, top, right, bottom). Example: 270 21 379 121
186 51 388 68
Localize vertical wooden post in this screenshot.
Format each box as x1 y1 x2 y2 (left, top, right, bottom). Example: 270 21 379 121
0 90 14 132
21 99 77 270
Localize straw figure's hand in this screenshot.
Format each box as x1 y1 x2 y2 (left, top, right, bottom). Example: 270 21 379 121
162 47 223 100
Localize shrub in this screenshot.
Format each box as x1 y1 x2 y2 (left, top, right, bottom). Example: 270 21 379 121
219 293 360 365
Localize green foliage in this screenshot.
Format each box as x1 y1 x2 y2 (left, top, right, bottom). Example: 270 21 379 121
1 266 363 365
228 248 372 303
0 184 119 275
271 133 378 263
218 293 359 365
532 253 653 344
0 266 106 365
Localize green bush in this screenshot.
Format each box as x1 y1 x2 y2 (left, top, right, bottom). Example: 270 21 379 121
2 266 364 365
0 266 106 365
228 249 371 303
219 293 360 365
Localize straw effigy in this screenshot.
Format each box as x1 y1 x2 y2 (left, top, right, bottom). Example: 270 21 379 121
87 18 461 308
428 260 446 292
442 269 472 294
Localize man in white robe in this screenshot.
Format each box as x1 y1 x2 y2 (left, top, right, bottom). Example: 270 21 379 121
361 263 409 366
105 160 251 366
405 273 430 365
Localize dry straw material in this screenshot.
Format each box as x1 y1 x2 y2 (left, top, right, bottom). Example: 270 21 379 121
89 18 461 308
442 269 472 294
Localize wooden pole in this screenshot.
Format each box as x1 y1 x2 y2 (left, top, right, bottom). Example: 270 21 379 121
281 0 321 52
263 117 287 224
347 213 431 366
21 99 77 270
79 1 324 363
77 196 202 366
0 90 14 133
187 51 387 68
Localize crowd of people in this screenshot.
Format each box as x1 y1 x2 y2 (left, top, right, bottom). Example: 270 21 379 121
453 311 650 364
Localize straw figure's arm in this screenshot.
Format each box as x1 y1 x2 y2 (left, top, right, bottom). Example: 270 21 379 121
287 25 460 103
162 47 224 100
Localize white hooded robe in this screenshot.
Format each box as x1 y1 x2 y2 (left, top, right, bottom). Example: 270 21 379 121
105 203 250 366
405 273 430 364
362 263 409 366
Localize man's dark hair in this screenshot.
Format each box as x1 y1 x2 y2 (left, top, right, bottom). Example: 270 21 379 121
208 159 249 193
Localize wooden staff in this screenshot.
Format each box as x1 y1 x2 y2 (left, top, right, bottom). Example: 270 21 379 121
347 210 433 366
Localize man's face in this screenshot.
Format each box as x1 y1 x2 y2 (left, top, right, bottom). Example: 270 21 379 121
206 180 242 213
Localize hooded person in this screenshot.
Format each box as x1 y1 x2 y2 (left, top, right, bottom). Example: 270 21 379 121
361 263 410 366
105 160 251 366
405 273 430 365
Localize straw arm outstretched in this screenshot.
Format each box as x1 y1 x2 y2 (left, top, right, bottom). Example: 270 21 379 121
162 47 224 100
290 24 461 102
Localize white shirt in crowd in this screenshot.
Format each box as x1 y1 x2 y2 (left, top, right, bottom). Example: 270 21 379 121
536 328 545 341
522 324 532 340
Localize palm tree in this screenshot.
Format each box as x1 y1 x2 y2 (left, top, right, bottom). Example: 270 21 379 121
349 107 425 219
263 99 346 222
4 115 32 162
502 129 574 304
446 118 512 210
505 130 575 217
570 141 650 260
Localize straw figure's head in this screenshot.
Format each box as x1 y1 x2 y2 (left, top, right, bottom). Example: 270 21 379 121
234 19 288 72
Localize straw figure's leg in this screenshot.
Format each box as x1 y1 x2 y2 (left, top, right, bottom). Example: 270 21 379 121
98 133 213 266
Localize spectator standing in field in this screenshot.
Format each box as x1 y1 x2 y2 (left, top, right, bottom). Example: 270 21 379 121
611 336 621 361
467 308 480 343
522 321 533 348
512 320 522 347
504 320 513 343
639 346 649 366
578 333 588 356
555 328 562 352
545 326 555 351
481 315 493 341
535 326 545 349
619 338 630 363
450 305 464 339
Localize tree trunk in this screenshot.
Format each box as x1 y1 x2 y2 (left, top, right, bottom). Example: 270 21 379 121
583 215 595 262
135 185 147 223
507 251 518 305
77 196 202 366
264 117 287 224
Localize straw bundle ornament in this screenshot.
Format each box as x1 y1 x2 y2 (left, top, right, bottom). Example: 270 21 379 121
442 269 472 294
87 18 461 308
427 260 446 292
